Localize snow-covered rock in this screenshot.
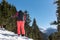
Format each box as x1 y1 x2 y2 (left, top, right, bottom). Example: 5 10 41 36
0 28 33 40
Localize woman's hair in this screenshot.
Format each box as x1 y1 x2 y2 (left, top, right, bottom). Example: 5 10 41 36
24 11 27 13
18 10 22 13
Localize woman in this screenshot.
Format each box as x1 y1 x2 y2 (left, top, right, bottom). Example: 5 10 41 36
12 10 26 36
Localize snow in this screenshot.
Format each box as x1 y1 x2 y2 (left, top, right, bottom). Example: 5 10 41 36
0 28 15 35
0 28 33 40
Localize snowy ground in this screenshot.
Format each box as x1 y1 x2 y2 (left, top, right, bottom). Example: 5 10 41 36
0 28 33 40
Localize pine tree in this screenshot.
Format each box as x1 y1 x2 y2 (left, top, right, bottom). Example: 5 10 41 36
32 18 38 29
0 0 17 32
24 11 31 24
49 0 60 40
0 3 2 25
32 18 43 40
51 0 60 32
24 10 32 37
56 0 60 32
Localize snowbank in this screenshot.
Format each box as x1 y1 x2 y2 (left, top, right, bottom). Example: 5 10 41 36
0 28 33 40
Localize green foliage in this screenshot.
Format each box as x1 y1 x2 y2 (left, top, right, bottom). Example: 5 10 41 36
0 0 44 40
49 32 60 40
49 0 60 40
25 15 44 40
55 0 60 31
51 0 60 31
31 18 43 40
24 11 31 24
0 0 17 32
24 11 32 37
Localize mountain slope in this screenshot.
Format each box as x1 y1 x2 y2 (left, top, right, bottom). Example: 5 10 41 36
45 28 57 36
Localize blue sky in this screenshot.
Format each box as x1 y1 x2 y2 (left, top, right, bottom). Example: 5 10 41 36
0 0 57 30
